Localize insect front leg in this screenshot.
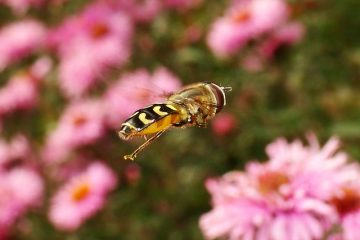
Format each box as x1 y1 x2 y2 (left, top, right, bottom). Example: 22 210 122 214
192 114 207 128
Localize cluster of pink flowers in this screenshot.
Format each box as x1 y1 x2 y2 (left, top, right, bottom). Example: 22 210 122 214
0 168 44 237
207 0 305 70
48 1 134 98
46 0 203 99
49 161 117 231
0 0 200 99
200 135 360 240
39 63 180 230
38 64 179 231
0 135 43 238
0 0 310 236
0 0 207 236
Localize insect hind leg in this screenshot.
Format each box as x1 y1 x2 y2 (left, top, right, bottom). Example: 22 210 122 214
124 129 168 161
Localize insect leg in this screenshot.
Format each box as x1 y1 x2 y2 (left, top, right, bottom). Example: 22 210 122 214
124 129 168 161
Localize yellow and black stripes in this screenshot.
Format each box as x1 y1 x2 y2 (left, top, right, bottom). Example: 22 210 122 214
124 104 178 130
119 104 183 139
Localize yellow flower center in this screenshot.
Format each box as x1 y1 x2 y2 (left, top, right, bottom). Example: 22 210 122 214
73 114 87 126
232 10 251 23
72 182 90 202
258 171 289 195
91 23 109 39
331 187 360 216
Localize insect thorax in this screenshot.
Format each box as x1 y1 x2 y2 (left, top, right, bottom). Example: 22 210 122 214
167 82 226 127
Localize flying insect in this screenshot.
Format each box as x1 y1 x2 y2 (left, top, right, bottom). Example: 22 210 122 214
118 82 232 160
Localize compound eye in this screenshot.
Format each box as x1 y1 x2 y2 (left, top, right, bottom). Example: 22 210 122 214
209 83 226 113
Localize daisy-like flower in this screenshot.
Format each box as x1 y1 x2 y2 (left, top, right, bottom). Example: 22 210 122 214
0 20 46 71
0 167 43 238
42 99 105 163
207 0 289 57
49 1 133 97
48 161 117 231
200 135 358 240
103 67 182 128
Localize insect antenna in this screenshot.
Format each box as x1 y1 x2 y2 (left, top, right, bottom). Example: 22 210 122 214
221 86 232 92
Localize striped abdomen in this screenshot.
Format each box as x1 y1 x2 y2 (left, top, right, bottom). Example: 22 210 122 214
118 104 182 139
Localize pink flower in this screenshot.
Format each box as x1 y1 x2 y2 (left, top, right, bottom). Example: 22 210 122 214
42 100 106 163
211 112 237 137
207 0 289 57
207 17 252 58
48 161 117 231
0 135 31 168
237 0 289 34
265 135 358 190
0 72 39 117
0 57 50 118
116 0 162 22
200 135 359 240
0 20 46 70
0 167 43 238
262 135 359 201
258 22 305 59
30 56 53 80
6 168 44 208
103 67 182 128
49 2 134 97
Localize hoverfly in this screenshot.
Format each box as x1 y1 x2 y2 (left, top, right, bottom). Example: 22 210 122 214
118 82 232 160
